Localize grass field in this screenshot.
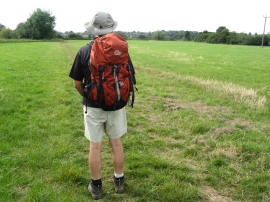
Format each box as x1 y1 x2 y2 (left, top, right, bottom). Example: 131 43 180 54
0 40 270 202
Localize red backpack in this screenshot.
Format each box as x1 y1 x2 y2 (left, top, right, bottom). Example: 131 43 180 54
84 33 136 111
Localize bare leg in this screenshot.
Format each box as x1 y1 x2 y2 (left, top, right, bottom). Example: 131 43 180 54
109 138 124 174
89 142 102 179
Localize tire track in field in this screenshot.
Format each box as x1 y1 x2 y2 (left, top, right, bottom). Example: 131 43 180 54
60 41 77 63
134 65 267 201
137 66 267 109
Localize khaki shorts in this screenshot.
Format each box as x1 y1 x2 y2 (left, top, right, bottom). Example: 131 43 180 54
83 106 127 143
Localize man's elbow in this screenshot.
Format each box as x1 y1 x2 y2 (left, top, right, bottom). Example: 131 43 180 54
74 83 81 90
74 80 83 91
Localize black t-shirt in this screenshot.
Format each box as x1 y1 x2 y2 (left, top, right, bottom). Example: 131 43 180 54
69 41 98 107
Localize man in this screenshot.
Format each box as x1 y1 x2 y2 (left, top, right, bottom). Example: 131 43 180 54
69 12 129 200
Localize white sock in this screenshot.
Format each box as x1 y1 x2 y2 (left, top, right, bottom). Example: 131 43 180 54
114 172 124 178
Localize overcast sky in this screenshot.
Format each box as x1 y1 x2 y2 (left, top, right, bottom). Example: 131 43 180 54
1 0 270 34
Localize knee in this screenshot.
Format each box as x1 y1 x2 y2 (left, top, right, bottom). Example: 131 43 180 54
110 138 122 147
90 142 102 151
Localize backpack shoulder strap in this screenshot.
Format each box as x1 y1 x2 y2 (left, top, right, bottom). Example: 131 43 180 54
80 41 94 67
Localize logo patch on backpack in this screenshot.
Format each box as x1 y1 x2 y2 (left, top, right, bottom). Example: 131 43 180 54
84 33 136 111
114 50 122 55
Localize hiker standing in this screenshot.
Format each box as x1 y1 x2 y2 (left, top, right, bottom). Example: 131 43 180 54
69 12 136 200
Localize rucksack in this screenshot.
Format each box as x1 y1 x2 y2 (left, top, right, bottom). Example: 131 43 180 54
84 33 136 111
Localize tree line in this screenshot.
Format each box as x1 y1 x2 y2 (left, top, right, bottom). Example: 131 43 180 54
0 9 269 46
116 27 269 46
194 26 269 46
0 9 56 39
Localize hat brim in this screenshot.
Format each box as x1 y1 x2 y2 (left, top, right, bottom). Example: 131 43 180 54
85 21 118 36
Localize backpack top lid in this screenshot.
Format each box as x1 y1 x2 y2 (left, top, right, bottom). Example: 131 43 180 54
90 33 128 67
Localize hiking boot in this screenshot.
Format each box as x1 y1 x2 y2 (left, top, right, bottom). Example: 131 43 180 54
113 176 124 194
88 183 102 200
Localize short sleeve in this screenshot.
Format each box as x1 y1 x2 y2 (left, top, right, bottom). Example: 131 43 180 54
69 52 84 81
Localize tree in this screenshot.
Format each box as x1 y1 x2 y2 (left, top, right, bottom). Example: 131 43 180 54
215 26 230 43
0 24 5 31
138 34 146 40
227 32 239 44
0 28 12 38
151 31 165 40
184 31 191 40
207 33 218 43
16 22 31 38
195 31 211 42
16 8 55 39
67 32 84 40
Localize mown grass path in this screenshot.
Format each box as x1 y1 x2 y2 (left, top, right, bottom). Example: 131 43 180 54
0 40 269 201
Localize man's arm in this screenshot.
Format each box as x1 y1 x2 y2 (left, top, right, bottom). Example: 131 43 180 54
74 80 84 96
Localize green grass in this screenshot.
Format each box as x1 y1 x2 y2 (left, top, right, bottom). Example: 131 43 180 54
1 40 270 201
